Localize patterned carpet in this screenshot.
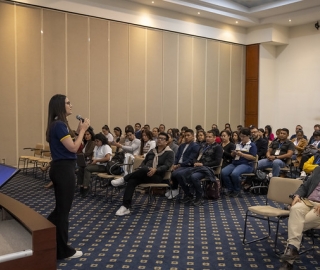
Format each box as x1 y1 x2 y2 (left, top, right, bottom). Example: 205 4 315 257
1 171 320 270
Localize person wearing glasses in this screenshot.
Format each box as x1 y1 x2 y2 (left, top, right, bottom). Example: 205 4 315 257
221 128 257 197
111 132 174 216
46 95 90 259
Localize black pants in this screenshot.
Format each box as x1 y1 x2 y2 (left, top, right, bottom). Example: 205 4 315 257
48 159 76 259
123 167 163 208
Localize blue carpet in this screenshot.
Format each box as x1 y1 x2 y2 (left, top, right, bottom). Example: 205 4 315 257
1 172 320 270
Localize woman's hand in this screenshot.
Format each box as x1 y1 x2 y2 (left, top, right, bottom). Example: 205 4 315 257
78 118 90 132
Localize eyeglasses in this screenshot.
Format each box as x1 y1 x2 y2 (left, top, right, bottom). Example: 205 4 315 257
65 101 71 105
157 137 167 141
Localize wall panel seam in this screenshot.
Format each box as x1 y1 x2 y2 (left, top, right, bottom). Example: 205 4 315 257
145 29 147 125
14 3 19 160
41 9 44 144
88 18 90 119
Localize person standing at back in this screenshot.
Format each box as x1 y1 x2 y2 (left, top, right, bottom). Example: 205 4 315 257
46 94 90 260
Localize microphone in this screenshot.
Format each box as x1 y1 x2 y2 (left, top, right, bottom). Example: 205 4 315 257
76 115 93 131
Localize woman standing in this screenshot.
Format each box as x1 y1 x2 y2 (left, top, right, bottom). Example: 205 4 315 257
46 94 90 260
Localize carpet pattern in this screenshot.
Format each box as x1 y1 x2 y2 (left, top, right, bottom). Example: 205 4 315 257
1 171 320 270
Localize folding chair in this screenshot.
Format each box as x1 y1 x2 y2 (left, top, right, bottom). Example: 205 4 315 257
18 143 44 174
243 177 303 254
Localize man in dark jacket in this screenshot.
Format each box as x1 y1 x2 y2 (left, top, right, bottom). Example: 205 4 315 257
279 166 320 270
179 130 223 206
250 126 268 160
166 129 200 199
111 132 174 216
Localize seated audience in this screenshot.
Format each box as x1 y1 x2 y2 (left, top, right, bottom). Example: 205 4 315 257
308 124 320 145
279 166 320 270
302 153 320 174
298 131 320 172
211 124 218 130
257 128 295 177
178 126 188 145
236 125 243 132
134 123 142 139
196 130 206 146
102 125 114 143
82 129 95 160
159 124 166 133
220 130 235 168
139 130 156 157
250 126 268 160
291 130 308 164
290 125 307 140
212 128 221 144
232 131 241 144
114 127 125 145
221 128 257 197
264 125 275 142
113 129 141 156
111 132 174 216
152 127 159 143
167 133 178 156
77 133 112 197
167 129 200 199
225 123 232 132
179 130 223 206
143 124 150 131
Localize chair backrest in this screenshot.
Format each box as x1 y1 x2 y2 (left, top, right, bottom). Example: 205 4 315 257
214 159 223 176
267 177 303 204
252 155 259 172
163 165 173 180
34 143 44 156
111 145 117 154
42 145 51 158
132 156 144 171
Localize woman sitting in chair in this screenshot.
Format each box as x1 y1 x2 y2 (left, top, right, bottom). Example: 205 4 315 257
139 130 156 157
77 133 112 197
221 128 257 197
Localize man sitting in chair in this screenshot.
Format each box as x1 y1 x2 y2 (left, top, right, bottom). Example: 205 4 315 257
179 130 223 206
279 166 320 270
257 128 295 177
166 129 200 199
111 132 174 216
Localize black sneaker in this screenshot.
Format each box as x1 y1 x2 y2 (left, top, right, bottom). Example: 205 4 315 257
80 187 84 195
180 196 193 203
193 197 202 206
225 191 233 197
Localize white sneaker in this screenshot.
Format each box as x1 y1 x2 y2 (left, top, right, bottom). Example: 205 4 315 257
115 205 130 216
69 250 83 259
111 177 125 187
167 189 179 199
165 190 171 197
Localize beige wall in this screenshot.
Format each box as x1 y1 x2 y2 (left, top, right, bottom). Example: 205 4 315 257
0 2 245 165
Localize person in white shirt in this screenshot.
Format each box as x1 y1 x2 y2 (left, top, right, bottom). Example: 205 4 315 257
102 124 114 144
113 129 141 156
77 133 112 197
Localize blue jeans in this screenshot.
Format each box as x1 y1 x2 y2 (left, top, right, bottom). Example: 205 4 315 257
257 158 286 177
221 164 253 192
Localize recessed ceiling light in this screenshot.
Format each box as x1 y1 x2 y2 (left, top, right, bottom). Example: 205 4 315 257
152 1 154 3
198 12 200 14
236 21 238 24
289 19 291 22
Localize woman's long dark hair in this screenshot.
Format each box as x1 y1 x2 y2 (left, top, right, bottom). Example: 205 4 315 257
140 130 153 155
46 94 74 142
84 129 95 145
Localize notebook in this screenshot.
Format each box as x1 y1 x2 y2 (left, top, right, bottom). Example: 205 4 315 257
0 164 20 189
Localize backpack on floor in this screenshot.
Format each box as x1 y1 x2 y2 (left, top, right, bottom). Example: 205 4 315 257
206 178 220 200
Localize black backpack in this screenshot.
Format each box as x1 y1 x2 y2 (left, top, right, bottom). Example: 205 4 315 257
105 151 125 175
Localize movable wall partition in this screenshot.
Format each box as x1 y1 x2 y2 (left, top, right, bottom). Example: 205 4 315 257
0 1 246 165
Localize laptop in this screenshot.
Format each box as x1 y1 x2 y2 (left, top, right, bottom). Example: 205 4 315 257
76 153 87 167
0 164 20 189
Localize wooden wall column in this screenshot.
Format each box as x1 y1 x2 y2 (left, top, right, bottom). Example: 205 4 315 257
245 44 259 127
